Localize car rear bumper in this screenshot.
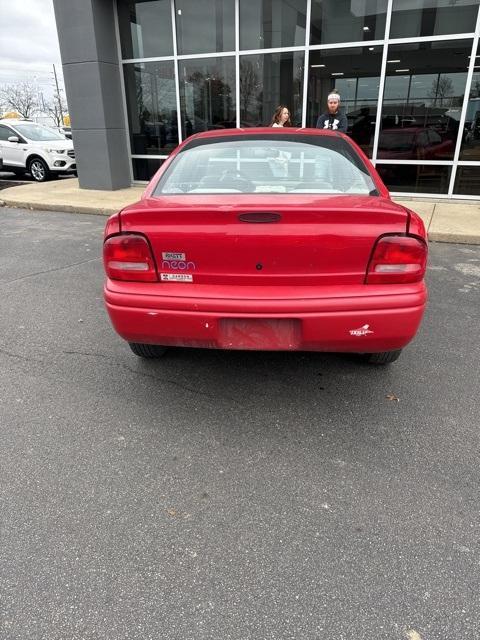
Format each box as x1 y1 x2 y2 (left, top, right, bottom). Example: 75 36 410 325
104 281 427 352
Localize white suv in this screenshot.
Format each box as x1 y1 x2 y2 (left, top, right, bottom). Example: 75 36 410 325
0 119 76 182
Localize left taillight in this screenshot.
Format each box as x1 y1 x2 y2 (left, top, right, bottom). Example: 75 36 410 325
103 233 158 282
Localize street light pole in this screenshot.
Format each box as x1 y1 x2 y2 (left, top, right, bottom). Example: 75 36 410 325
53 64 64 125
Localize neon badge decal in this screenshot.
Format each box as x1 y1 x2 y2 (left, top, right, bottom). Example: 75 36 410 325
161 251 196 272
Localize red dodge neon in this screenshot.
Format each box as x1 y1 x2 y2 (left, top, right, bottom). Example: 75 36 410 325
103 128 428 364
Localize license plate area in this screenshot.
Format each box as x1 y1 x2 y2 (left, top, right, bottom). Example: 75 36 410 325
218 318 301 350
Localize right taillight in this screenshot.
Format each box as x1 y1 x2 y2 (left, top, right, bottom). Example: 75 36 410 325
103 233 158 282
366 235 427 284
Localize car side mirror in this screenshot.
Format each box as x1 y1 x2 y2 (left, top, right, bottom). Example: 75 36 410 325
7 136 19 143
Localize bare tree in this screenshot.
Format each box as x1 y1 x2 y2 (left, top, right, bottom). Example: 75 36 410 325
472 77 480 98
240 60 259 119
428 76 454 107
45 96 68 127
0 82 39 118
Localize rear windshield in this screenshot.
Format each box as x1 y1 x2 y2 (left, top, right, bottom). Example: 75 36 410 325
154 134 378 196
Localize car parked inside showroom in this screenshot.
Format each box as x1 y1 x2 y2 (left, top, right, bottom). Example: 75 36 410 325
0 119 76 182
378 127 455 161
103 128 428 364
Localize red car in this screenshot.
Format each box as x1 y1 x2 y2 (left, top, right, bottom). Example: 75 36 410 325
103 128 427 364
377 127 455 161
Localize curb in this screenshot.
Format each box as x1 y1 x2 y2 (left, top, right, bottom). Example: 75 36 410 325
1 198 115 216
428 232 480 245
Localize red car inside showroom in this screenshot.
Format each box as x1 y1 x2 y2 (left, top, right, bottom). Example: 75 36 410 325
103 128 428 364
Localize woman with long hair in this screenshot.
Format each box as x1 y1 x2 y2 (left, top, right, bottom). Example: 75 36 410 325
270 105 292 127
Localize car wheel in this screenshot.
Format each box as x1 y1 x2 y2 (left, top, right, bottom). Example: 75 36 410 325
128 342 167 358
28 157 50 182
363 349 402 365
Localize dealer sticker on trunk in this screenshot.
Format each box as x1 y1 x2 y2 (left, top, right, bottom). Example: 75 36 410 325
161 273 193 282
162 252 186 260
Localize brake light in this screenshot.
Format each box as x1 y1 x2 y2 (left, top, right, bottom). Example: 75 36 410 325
366 235 427 284
103 234 158 282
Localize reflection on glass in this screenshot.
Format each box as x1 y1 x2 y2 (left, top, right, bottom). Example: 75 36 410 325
378 40 472 161
175 0 235 55
118 0 173 59
390 0 479 39
124 62 178 155
307 47 382 157
240 52 304 127
132 158 164 181
310 0 387 45
240 0 307 50
178 58 236 136
454 166 480 195
377 164 451 194
460 71 480 161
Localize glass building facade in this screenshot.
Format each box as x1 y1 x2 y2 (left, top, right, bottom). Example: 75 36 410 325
117 0 480 197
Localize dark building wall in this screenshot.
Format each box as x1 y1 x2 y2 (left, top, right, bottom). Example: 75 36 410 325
53 0 131 189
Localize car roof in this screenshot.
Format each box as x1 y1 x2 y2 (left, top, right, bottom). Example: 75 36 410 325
0 119 34 125
187 127 342 141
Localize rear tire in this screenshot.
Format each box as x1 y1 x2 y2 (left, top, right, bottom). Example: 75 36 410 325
128 342 167 358
363 349 402 365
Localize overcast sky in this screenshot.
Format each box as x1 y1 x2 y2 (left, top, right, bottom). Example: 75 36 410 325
0 0 63 99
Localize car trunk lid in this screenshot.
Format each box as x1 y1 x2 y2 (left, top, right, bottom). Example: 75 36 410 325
119 194 409 286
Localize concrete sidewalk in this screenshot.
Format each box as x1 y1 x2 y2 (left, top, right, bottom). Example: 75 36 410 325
0 178 144 217
1 177 480 244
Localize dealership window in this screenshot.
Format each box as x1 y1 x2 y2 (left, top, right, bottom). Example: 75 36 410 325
240 52 304 127
178 57 236 137
175 0 235 55
307 46 383 157
377 164 451 194
390 0 479 39
460 71 480 161
118 0 173 59
132 158 165 181
115 1 480 197
378 40 472 162
239 0 307 50
123 61 178 155
310 0 388 46
453 166 480 194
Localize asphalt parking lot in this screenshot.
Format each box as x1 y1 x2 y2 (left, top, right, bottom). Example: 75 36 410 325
0 172 75 189
0 174 29 190
1 207 479 640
